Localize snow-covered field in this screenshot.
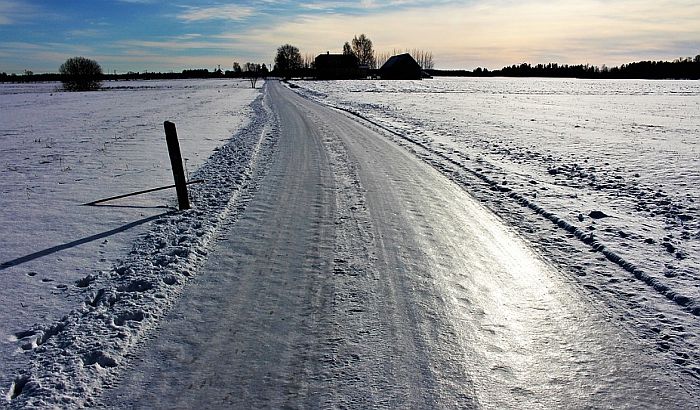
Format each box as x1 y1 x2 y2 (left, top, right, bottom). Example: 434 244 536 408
292 77 700 381
2 76 699 405
0 79 268 405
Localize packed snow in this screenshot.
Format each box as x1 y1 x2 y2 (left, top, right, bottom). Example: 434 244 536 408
0 79 270 406
291 77 700 383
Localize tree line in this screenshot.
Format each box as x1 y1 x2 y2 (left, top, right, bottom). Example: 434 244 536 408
5 51 698 89
0 67 268 82
428 55 700 80
1 57 270 90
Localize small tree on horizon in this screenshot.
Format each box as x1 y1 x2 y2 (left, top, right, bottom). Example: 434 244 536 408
59 56 103 91
244 62 262 88
342 42 354 56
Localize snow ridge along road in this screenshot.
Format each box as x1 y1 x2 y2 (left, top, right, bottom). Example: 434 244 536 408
6 88 277 407
100 81 695 408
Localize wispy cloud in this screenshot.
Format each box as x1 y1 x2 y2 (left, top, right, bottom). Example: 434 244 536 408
0 40 97 72
116 40 215 51
66 29 103 38
0 0 33 24
300 0 456 11
177 5 255 22
174 33 203 40
301 2 352 11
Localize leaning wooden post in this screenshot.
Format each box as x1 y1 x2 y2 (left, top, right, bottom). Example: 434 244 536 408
163 121 191 210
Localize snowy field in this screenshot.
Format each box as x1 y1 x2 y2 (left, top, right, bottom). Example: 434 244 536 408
0 79 266 404
2 76 699 405
292 77 700 381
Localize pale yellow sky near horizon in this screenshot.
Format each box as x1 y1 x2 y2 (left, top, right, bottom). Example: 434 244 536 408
246 0 700 69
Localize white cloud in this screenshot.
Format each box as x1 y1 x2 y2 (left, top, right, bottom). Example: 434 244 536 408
66 29 103 38
175 33 203 40
115 38 234 51
299 0 444 11
0 0 32 25
301 2 353 10
178 5 254 22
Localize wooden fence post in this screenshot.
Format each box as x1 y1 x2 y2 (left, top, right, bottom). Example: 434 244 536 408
163 121 191 210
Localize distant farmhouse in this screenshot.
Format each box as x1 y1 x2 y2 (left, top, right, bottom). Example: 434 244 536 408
379 53 423 80
314 52 424 80
315 52 366 80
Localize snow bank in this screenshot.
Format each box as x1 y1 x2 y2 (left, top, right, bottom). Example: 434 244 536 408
0 80 274 406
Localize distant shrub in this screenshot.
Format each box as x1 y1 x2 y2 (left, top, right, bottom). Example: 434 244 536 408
59 56 103 91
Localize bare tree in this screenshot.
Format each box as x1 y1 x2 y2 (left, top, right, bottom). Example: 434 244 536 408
425 52 434 70
352 34 376 69
303 53 316 69
375 51 392 68
411 49 434 70
343 42 353 56
243 62 262 88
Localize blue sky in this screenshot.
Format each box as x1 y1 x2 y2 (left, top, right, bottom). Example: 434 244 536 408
1 0 699 73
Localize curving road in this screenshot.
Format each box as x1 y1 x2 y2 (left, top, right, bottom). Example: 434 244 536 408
101 81 694 409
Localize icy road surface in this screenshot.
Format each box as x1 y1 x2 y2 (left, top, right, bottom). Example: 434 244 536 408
102 81 694 408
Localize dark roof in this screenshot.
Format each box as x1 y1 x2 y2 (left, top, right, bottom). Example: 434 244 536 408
315 53 359 67
315 53 363 80
379 53 422 80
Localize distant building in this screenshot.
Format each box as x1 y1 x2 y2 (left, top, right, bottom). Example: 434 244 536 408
315 53 364 80
379 53 423 80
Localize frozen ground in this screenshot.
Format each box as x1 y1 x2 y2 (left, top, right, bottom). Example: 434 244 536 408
292 77 700 383
0 79 265 404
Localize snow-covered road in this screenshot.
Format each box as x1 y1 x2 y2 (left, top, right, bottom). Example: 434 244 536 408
101 81 695 408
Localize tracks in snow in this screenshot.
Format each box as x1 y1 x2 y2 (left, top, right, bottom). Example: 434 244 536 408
6 87 278 408
330 102 699 317
288 82 700 386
